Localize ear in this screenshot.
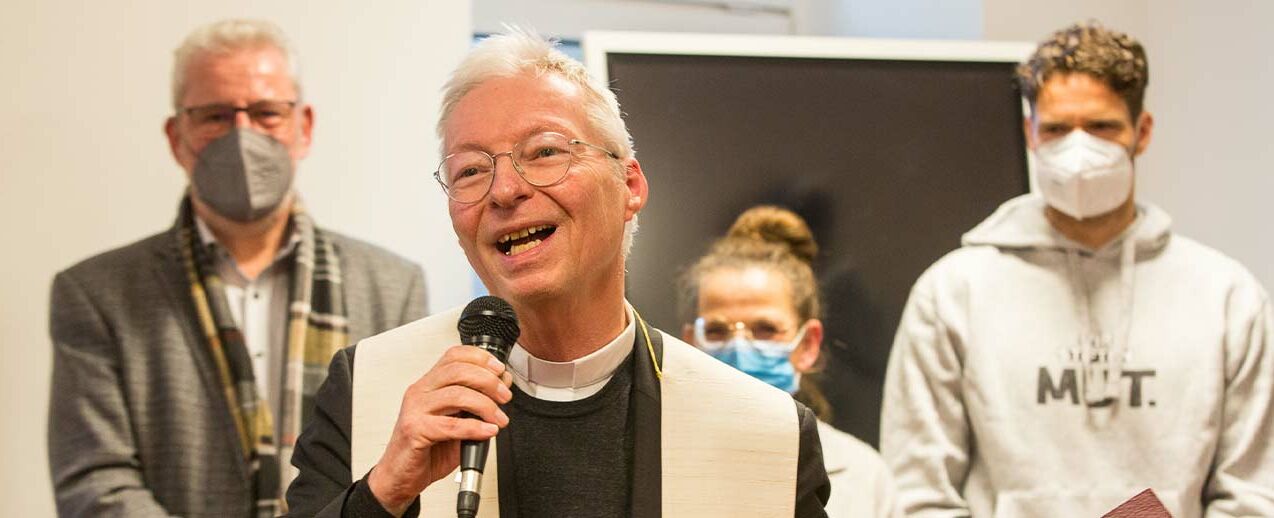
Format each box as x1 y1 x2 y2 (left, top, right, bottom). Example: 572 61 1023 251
1023 114 1039 151
293 104 316 160
164 116 192 176
789 318 823 373
1132 110 1154 157
621 157 648 221
681 323 695 345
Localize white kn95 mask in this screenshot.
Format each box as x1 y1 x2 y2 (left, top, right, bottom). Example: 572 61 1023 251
1034 129 1134 220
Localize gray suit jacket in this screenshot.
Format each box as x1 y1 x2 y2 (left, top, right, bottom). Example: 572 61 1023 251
48 220 428 518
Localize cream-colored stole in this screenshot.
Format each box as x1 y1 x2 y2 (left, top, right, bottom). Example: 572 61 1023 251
351 306 799 517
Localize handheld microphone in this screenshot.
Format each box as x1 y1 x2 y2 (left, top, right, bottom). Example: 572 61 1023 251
456 296 519 518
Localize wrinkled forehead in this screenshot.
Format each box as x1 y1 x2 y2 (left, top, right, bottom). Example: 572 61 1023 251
442 73 594 152
1032 72 1132 120
180 46 298 105
699 266 796 312
698 298 801 330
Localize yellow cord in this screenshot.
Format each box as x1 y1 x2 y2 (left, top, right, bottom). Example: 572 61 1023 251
634 309 662 380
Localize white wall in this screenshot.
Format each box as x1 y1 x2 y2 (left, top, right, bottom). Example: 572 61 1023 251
1138 0 1274 291
475 0 985 40
474 0 792 39
982 0 1148 43
796 0 982 39
0 1 472 514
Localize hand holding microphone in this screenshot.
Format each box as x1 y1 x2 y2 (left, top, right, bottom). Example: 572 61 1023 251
367 296 518 517
455 296 519 518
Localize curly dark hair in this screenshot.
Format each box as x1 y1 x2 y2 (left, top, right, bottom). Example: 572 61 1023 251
1016 21 1149 119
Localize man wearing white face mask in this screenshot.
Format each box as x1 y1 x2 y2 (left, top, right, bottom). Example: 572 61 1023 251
881 22 1274 518
47 19 428 517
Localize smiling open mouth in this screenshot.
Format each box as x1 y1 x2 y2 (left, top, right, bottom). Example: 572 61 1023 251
497 224 558 256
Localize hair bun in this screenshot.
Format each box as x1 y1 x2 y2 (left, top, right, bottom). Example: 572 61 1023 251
726 205 818 264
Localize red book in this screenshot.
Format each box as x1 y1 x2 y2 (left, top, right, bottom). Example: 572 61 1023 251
1102 488 1173 518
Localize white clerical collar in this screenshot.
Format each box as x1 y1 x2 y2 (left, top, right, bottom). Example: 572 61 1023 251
507 302 636 402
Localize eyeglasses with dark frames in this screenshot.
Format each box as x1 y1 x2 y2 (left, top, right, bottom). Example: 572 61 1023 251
181 100 298 137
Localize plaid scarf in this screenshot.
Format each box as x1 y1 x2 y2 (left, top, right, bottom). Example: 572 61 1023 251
176 198 349 516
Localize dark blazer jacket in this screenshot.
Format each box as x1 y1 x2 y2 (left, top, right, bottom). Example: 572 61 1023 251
284 322 832 518
47 221 428 518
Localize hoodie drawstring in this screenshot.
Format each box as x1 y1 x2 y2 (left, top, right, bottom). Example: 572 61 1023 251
1064 234 1136 427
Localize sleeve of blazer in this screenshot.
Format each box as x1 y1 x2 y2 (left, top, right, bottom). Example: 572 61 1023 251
47 271 175 518
399 267 429 325
285 346 421 518
795 402 832 518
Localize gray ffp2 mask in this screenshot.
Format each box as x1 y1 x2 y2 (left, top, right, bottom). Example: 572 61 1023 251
192 128 295 223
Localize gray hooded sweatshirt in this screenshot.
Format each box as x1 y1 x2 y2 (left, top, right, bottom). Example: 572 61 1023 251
881 194 1274 517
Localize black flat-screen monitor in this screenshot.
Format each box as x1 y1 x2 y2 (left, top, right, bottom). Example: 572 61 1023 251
586 32 1032 446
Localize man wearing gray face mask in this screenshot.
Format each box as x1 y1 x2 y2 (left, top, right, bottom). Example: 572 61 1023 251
881 22 1274 517
47 19 429 518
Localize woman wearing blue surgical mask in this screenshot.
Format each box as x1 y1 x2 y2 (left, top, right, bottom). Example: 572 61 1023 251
680 206 901 518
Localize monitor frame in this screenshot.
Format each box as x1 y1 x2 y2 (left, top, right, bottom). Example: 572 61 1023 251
583 30 1039 191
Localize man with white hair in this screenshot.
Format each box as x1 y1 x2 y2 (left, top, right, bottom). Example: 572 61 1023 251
285 29 831 517
47 19 427 517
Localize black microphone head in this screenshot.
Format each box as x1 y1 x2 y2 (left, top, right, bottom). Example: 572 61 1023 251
458 295 519 362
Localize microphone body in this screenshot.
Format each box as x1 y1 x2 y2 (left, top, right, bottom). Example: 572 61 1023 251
456 296 520 518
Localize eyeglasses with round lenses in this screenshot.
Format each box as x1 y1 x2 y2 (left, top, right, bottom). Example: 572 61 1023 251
434 131 619 203
182 100 298 138
693 317 798 351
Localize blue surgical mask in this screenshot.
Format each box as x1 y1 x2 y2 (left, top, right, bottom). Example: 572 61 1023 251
698 324 806 394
